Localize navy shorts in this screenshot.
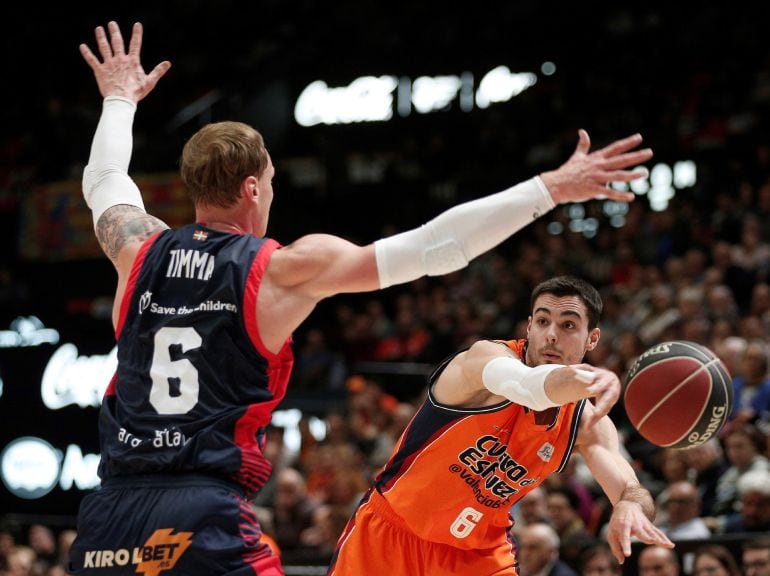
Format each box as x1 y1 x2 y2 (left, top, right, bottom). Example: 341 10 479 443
67 474 282 575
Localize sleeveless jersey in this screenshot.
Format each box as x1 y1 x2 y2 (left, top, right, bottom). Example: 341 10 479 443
98 224 294 494
372 339 585 549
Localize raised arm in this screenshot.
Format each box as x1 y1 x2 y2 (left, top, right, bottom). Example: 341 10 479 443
273 130 652 300
79 22 172 269
577 408 673 563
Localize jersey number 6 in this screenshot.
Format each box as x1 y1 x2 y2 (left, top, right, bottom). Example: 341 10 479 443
449 507 484 539
149 326 202 414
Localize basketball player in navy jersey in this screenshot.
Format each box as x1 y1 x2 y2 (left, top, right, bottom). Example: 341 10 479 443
68 21 655 576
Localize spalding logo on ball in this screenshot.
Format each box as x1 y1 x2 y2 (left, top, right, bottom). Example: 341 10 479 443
624 340 733 450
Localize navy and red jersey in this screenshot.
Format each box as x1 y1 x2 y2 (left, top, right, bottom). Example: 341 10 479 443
99 224 293 494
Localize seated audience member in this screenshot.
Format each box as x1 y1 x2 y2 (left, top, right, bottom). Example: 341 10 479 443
720 469 770 534
516 522 578 576
656 481 711 540
730 340 770 425
691 544 741 576
742 536 770 576
547 486 596 571
579 543 621 576
272 467 321 552
712 424 770 517
637 545 680 576
684 439 727 517
515 486 551 528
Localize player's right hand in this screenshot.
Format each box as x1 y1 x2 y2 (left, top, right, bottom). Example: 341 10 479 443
570 363 621 424
80 21 171 103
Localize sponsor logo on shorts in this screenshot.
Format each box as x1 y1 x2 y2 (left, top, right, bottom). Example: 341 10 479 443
82 528 193 575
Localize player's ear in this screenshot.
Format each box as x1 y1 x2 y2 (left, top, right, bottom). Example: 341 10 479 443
242 176 259 200
586 327 600 350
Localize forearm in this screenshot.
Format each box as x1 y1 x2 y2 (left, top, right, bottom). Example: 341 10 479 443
374 177 555 288
475 340 594 410
82 97 145 226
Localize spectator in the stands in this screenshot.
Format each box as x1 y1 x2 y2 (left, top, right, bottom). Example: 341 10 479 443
637 545 680 576
685 439 728 517
516 522 578 576
692 544 741 576
720 468 770 534
742 536 770 576
656 481 711 540
578 543 621 576
712 424 770 516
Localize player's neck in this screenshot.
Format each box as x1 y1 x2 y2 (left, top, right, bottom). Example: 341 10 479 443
201 220 245 234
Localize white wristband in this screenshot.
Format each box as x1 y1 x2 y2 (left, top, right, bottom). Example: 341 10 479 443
482 356 561 411
374 176 555 288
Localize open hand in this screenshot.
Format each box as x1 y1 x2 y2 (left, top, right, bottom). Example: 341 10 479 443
540 129 652 204
80 21 171 103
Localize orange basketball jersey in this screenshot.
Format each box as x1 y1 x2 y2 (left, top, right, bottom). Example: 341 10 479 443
367 340 585 550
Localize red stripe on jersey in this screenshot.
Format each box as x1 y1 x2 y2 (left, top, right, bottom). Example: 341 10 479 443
114 232 164 339
243 239 279 354
103 372 117 398
242 238 293 403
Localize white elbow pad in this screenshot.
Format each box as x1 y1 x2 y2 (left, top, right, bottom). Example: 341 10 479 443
83 169 145 224
482 357 561 411
374 226 469 289
374 177 555 288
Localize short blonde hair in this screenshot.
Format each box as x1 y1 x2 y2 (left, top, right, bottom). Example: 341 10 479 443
181 121 269 208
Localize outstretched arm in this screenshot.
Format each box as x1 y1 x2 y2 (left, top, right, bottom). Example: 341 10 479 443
80 21 172 268
431 339 621 414
276 130 652 300
577 409 674 564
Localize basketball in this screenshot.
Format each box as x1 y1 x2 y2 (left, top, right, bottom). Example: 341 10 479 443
623 340 733 449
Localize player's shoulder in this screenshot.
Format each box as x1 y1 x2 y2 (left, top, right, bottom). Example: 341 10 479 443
489 338 526 358
575 408 615 448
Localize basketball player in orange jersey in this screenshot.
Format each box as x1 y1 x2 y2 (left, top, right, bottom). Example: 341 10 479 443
328 276 674 576
70 21 655 576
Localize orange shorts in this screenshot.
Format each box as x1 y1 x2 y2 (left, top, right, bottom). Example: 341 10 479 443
328 489 517 576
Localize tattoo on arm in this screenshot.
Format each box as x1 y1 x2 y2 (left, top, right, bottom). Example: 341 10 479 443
620 482 656 521
95 205 169 263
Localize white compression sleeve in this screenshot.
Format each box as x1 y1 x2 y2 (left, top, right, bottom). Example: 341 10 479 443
481 356 561 411
374 177 555 288
82 96 145 226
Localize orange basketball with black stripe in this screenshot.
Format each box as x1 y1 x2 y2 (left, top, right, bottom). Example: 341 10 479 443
623 340 733 449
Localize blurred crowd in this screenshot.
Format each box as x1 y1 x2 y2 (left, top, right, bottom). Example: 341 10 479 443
3 4 770 575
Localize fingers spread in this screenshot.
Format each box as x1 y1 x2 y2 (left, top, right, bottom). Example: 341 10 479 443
146 61 173 91
600 149 653 170
108 21 126 57
596 133 644 158
601 168 650 183
95 26 112 62
603 189 636 202
128 22 143 58
79 44 100 70
576 129 591 155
